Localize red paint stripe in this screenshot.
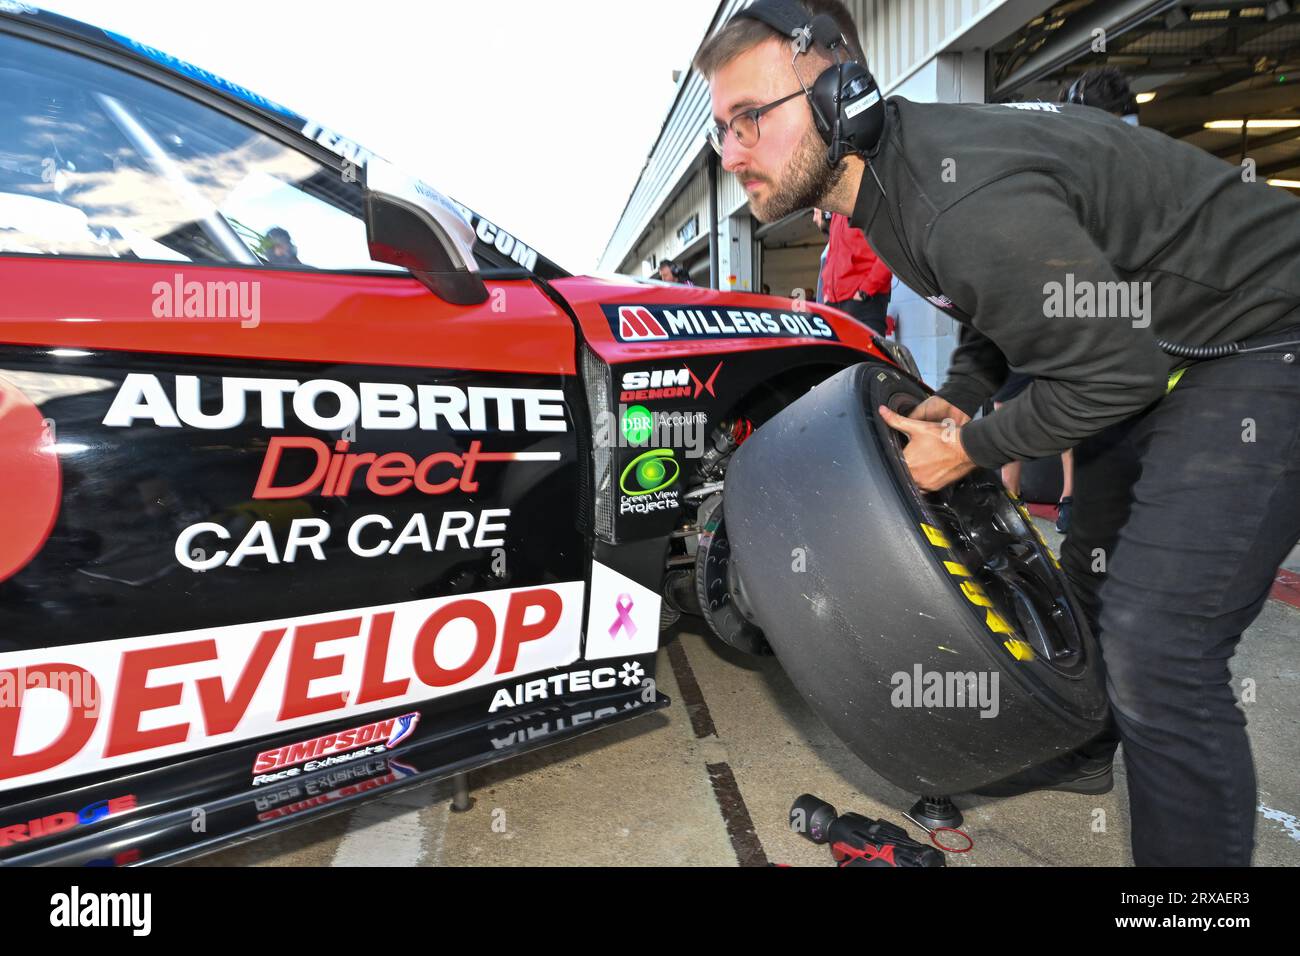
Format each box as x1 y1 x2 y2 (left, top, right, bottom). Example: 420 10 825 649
1271 568 1300 610
0 258 575 375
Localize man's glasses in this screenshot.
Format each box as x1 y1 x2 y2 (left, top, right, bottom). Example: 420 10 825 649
707 89 808 156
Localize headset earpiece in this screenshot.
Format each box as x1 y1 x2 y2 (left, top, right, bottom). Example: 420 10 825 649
737 0 885 160
810 57 882 159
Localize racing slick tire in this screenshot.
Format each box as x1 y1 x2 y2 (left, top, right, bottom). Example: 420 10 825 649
723 362 1110 795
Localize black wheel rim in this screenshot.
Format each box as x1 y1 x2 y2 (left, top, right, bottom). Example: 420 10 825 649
874 377 1090 680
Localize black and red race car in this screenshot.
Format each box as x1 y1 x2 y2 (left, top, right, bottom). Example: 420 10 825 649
0 6 1107 865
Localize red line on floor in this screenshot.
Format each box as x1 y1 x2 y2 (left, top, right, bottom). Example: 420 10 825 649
1270 569 1300 610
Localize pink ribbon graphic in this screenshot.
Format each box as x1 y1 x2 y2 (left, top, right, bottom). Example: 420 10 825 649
609 594 636 638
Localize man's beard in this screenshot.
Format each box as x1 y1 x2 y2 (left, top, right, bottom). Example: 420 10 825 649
747 126 847 223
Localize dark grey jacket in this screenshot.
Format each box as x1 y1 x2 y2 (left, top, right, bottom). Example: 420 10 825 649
850 97 1300 469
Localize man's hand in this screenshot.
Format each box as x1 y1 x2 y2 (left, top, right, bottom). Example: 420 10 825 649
877 404 977 491
905 394 971 426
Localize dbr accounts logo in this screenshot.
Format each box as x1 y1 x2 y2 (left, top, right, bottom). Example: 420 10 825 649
0 377 61 582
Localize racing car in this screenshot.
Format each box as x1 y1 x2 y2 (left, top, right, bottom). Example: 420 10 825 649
0 5 1107 865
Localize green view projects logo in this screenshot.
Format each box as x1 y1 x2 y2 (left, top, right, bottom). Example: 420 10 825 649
619 448 680 496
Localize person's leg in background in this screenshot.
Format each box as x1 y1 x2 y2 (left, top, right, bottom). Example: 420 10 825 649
1059 415 1143 646
1056 447 1075 533
1090 347 1300 865
858 292 889 336
827 294 889 337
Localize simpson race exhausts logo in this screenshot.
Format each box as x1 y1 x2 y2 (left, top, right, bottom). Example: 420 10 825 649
251 712 420 785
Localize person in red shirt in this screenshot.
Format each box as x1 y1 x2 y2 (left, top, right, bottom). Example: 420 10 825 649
820 212 891 335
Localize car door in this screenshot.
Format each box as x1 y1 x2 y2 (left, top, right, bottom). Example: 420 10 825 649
0 29 587 860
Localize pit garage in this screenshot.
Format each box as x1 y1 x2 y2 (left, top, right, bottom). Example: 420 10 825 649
603 2 1300 393
995 0 1300 191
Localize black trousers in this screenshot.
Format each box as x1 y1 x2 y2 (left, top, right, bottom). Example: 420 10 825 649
828 293 890 337
1059 335 1300 866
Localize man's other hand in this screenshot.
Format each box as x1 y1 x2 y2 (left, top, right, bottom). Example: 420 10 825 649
877 404 977 491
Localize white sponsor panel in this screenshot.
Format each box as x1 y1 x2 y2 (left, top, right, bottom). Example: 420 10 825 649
583 561 661 661
0 582 583 793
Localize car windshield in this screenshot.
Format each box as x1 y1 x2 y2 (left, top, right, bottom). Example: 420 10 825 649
0 29 568 277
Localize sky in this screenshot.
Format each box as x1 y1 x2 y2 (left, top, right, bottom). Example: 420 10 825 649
34 0 721 273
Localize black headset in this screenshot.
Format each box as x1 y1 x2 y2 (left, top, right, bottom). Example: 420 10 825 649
736 0 885 164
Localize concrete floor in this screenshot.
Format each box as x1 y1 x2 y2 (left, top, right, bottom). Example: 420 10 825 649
198 519 1300 867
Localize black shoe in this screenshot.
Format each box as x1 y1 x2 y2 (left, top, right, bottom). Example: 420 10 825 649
1055 496 1073 534
971 750 1114 797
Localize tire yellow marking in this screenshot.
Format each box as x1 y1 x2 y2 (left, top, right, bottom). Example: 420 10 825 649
1003 637 1035 660
985 609 1015 635
921 523 951 548
943 560 971 577
960 580 991 606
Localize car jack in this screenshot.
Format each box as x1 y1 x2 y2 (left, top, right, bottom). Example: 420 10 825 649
906 794 962 831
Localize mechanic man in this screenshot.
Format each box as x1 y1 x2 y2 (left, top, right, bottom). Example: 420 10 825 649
695 0 1300 866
